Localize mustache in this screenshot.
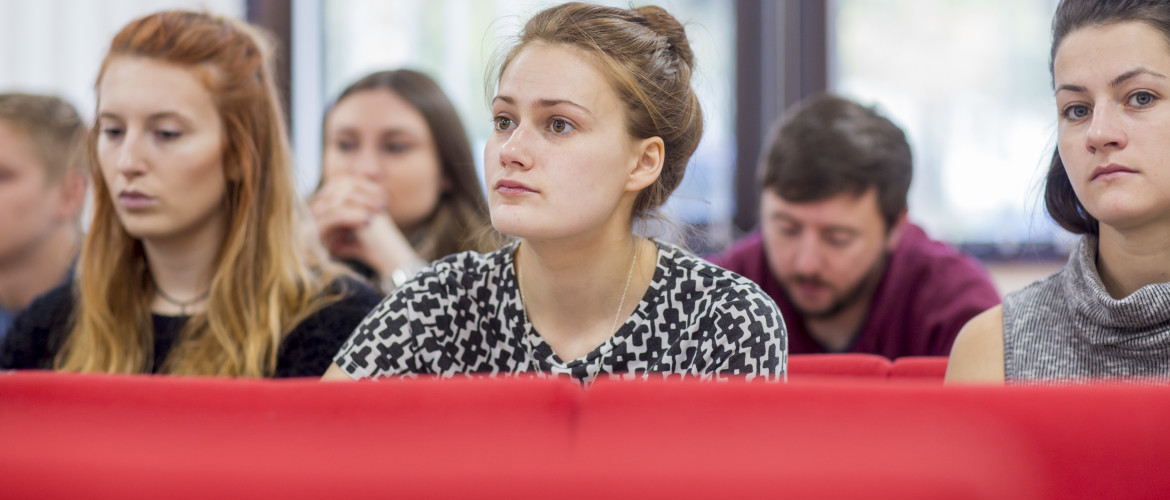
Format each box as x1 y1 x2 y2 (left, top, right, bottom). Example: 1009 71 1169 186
787 274 828 288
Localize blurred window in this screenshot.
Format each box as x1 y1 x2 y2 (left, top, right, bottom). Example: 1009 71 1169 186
318 0 736 226
829 0 1071 256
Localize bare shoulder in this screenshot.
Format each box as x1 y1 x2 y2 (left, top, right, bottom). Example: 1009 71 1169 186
320 362 356 382
944 305 1005 385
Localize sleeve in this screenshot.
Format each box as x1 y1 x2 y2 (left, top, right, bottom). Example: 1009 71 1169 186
273 278 382 378
330 266 449 379
702 284 788 382
1 284 73 371
922 260 1002 356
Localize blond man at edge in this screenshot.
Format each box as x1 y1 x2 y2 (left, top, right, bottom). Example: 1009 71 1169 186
0 94 88 342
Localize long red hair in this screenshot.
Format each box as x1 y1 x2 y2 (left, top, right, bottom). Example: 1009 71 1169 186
58 11 345 376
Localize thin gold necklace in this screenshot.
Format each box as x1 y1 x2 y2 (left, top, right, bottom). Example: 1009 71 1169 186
516 239 640 377
153 281 210 316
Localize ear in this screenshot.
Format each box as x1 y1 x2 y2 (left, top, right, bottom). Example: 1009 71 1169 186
885 210 909 252
625 136 664 193
53 171 89 221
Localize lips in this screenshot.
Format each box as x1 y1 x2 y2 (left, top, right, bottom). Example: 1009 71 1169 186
494 179 539 196
1090 164 1138 181
118 188 156 209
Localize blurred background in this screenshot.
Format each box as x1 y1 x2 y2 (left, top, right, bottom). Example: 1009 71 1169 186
0 0 1066 290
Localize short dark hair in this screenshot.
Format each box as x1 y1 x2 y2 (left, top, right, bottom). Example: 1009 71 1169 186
759 94 912 229
1044 0 1170 236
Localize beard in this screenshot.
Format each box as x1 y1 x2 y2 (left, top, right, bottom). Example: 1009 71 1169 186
782 252 888 321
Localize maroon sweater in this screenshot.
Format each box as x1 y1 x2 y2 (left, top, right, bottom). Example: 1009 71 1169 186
708 224 1000 358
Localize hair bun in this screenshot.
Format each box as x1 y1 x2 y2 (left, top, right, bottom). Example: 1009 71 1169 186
634 5 694 69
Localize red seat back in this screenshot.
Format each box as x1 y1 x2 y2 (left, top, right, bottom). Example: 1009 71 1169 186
891 356 949 380
788 353 892 379
0 371 580 499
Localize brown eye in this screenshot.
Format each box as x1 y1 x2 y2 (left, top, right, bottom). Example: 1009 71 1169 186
494 116 515 131
549 118 573 134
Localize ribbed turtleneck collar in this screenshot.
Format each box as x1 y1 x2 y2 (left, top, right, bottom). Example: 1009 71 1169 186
1065 236 1170 343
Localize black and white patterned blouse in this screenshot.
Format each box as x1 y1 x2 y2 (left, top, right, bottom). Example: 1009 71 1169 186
333 240 787 385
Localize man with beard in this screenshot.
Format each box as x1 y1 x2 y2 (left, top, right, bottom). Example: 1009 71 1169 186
709 95 999 357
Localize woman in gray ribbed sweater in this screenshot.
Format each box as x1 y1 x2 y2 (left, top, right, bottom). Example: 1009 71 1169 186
948 0 1170 384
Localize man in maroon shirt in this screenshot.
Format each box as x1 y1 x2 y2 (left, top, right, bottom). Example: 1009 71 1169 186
709 95 1000 358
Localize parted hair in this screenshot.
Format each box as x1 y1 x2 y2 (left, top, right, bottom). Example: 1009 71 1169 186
59 10 347 377
759 94 913 230
0 93 88 181
1045 0 1170 235
495 2 704 219
324 69 498 259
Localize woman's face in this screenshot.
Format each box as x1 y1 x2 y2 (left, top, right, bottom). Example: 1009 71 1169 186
96 56 228 244
323 89 444 233
1054 21 1170 231
485 43 646 242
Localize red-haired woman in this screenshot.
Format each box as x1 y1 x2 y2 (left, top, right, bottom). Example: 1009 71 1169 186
1 11 378 377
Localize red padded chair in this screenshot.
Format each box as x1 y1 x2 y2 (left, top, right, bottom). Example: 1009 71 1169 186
890 356 949 380
787 353 892 380
577 378 1040 500
0 371 580 499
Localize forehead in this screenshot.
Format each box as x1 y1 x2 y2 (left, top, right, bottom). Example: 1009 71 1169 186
0 120 43 170
762 188 884 227
97 56 218 119
327 89 427 133
1054 21 1170 83
497 42 618 109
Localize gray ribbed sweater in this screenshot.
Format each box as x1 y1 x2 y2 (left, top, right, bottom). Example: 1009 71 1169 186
1003 236 1170 383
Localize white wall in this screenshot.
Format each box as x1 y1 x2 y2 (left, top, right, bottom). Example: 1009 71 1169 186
0 0 244 121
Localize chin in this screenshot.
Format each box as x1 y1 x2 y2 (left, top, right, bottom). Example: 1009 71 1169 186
1087 200 1164 231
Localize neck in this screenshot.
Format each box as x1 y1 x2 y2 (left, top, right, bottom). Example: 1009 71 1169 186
1096 223 1170 299
803 291 874 352
143 217 226 315
516 226 655 361
802 256 887 353
0 224 79 312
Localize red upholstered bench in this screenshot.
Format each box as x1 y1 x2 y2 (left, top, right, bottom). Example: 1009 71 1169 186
5 371 1170 499
891 356 949 380
0 371 580 499
787 353 892 379
577 378 1040 499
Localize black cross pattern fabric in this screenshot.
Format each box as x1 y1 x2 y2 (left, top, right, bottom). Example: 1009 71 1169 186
334 240 787 385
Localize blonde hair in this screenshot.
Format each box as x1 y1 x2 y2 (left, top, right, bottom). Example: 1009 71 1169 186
0 93 88 182
58 11 348 377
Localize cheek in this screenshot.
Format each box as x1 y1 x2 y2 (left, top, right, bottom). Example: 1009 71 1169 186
383 154 443 210
321 150 347 179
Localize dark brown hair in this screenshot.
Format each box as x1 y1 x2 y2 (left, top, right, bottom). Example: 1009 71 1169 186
0 93 88 181
494 2 704 220
759 94 912 230
324 69 498 258
1045 0 1170 235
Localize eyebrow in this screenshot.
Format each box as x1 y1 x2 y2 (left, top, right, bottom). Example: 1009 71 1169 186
1056 67 1167 93
491 95 592 115
96 110 188 122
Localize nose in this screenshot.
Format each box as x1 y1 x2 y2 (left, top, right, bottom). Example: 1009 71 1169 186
114 130 147 178
1085 104 1128 154
351 147 380 180
791 234 823 276
497 124 534 171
